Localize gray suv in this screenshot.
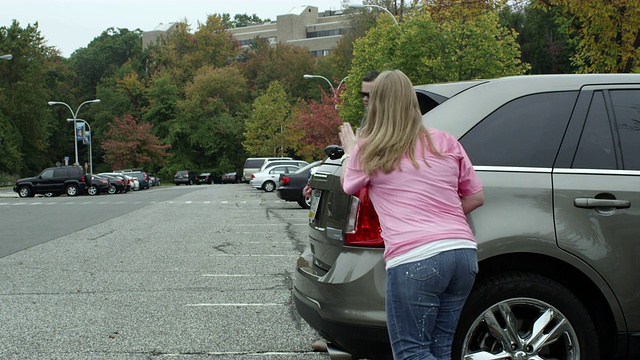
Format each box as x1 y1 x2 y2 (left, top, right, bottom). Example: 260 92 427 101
294 74 640 359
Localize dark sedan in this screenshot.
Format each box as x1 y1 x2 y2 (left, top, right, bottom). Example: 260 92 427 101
86 175 110 196
197 172 221 185
98 173 127 194
276 161 321 209
221 172 241 184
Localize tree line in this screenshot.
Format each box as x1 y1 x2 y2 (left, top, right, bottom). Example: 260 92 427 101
0 0 638 183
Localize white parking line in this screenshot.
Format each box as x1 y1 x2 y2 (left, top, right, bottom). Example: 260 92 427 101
199 352 317 356
210 254 297 257
185 303 283 307
201 274 279 277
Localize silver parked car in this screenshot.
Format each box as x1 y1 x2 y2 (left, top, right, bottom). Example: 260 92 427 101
249 165 300 192
294 74 640 360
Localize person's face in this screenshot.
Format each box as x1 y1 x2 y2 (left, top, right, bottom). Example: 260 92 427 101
360 81 375 109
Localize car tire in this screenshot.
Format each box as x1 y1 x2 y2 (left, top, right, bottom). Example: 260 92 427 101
17 186 33 198
298 196 311 209
108 185 117 195
262 181 276 192
65 184 80 197
87 185 98 196
453 272 599 360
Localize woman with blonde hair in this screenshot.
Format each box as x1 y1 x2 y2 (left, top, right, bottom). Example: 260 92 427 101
339 70 484 360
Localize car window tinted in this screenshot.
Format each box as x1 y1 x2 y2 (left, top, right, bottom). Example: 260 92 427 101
460 91 577 167
610 90 640 170
41 169 54 179
53 168 67 177
572 91 617 170
245 159 265 168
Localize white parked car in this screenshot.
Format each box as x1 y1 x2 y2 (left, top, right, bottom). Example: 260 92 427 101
249 165 300 192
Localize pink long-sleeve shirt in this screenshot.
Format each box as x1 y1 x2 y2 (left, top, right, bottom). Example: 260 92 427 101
341 128 483 262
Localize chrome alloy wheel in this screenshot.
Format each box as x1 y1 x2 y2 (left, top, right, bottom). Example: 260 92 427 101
462 298 579 360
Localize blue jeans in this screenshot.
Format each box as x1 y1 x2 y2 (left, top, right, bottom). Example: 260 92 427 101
386 248 478 360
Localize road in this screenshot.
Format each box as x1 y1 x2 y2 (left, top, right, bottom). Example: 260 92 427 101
0 184 327 359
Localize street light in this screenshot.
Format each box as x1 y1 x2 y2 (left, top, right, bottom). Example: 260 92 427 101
0 54 12 60
337 76 349 92
68 119 92 174
304 74 336 97
349 4 399 25
48 99 100 166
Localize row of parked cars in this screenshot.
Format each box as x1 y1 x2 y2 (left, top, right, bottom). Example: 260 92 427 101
12 165 160 198
243 157 321 209
173 170 242 185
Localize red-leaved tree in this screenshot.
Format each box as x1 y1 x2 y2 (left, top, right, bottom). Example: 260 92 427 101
293 89 343 160
101 114 172 170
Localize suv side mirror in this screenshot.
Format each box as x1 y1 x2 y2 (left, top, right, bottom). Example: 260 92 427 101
324 145 344 160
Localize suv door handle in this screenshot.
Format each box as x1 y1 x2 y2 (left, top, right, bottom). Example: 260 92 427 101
574 198 630 209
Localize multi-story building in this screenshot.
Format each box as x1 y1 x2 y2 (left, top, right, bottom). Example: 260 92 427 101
227 6 349 57
142 22 181 50
143 6 350 57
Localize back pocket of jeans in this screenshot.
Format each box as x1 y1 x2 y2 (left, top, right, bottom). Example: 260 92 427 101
404 257 439 281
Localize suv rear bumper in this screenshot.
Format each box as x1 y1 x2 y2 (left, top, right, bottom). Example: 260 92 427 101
293 290 391 359
293 246 391 359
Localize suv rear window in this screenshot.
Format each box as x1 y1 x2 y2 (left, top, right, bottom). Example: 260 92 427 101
244 159 265 168
460 91 577 168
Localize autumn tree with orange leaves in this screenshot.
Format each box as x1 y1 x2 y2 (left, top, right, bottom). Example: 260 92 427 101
101 114 172 170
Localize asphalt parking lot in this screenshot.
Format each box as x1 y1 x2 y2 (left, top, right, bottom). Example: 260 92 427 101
0 184 328 359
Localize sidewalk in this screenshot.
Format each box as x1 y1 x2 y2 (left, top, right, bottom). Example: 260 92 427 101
0 188 18 198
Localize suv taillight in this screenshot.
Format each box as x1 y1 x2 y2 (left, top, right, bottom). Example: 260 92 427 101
80 175 85 182
344 187 384 247
281 176 290 185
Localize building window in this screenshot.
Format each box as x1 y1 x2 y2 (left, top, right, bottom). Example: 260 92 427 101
307 29 346 38
311 49 332 57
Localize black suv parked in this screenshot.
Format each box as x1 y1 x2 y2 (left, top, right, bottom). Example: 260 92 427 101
295 74 640 360
174 170 197 185
13 165 87 197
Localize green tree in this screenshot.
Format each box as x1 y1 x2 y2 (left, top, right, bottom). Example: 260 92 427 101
537 0 640 73
0 20 60 176
169 65 249 174
232 14 270 27
342 8 528 124
70 27 143 99
239 43 318 100
500 2 575 74
243 81 291 156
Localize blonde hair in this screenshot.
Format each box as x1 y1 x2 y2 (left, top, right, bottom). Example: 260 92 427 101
358 70 441 175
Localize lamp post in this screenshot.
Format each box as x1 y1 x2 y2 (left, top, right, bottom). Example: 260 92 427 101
0 54 12 60
349 4 399 25
303 74 336 97
69 119 92 174
337 76 349 93
48 99 100 166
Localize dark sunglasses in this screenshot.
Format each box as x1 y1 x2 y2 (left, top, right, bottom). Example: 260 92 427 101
359 91 370 98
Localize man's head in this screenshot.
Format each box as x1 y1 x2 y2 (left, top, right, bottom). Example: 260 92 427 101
360 71 379 109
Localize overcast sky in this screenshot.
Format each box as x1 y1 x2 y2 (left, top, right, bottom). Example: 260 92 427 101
2 0 348 57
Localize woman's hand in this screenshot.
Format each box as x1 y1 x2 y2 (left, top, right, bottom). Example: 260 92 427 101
339 122 357 154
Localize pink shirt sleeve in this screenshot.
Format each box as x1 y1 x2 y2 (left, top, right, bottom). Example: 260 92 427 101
453 138 483 196
341 143 369 195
